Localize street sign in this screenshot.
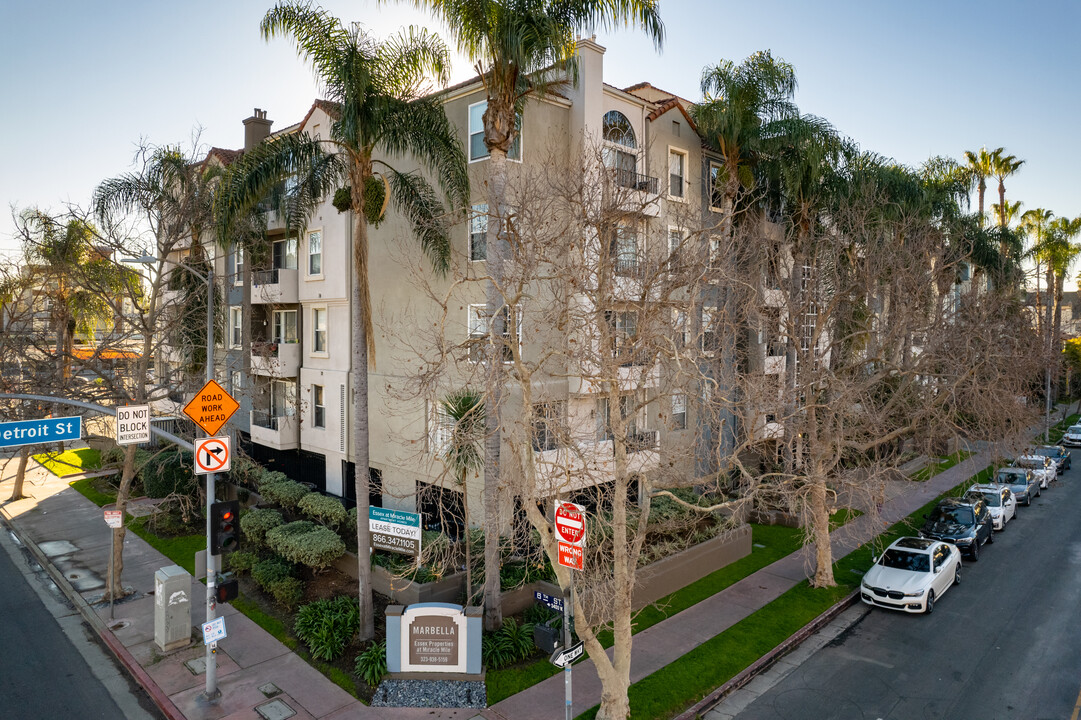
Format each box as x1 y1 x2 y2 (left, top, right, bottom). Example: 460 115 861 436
550 641 584 668
555 501 586 571
202 616 227 645
0 416 81 449
104 510 122 528
194 437 231 475
534 591 564 612
369 506 422 557
116 404 150 445
182 380 239 436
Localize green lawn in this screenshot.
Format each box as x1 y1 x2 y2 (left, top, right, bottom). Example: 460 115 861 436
34 448 101 478
1048 413 1080 443
126 517 204 576
911 449 972 481
68 477 116 507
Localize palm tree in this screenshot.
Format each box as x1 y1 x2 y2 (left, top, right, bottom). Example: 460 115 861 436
403 0 664 633
992 200 1023 228
218 3 468 641
990 150 1024 228
1048 216 1081 363
690 51 797 237
438 389 484 604
962 146 1001 227
1022 208 1054 339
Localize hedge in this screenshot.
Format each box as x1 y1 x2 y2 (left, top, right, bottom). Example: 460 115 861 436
299 493 349 530
266 520 347 572
240 508 284 549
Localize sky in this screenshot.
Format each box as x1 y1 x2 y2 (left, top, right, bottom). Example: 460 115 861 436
2 0 1079 263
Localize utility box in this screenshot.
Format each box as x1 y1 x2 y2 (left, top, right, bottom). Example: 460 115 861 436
154 565 191 652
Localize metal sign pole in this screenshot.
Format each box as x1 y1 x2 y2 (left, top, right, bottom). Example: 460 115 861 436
564 572 573 720
108 529 115 620
203 266 220 700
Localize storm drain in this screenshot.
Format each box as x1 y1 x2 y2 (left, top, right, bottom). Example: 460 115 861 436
184 657 207 675
259 682 282 698
255 699 296 720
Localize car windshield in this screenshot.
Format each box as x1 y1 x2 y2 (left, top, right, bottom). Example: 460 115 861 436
1016 458 1043 469
1069 426 1081 435
929 506 974 525
880 549 930 572
996 471 1023 485
967 490 1000 507
1032 448 1058 458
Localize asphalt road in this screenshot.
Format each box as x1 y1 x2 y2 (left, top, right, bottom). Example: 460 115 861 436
730 462 1081 720
0 520 162 720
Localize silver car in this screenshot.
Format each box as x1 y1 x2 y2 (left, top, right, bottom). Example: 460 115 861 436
1063 425 1081 448
994 466 1040 506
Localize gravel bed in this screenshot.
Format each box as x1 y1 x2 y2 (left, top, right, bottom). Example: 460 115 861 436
372 678 487 708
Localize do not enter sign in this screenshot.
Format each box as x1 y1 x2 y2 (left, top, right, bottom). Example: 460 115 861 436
555 501 586 571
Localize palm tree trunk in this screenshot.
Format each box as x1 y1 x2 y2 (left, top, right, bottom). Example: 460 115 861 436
351 202 375 642
483 147 508 632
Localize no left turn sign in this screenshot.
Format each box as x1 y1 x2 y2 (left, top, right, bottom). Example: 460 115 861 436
194 437 231 475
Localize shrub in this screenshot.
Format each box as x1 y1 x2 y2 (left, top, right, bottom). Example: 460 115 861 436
355 640 387 687
267 576 305 609
294 596 360 661
299 493 348 530
252 555 294 589
261 477 311 512
482 618 536 670
240 508 284 549
258 470 290 491
266 521 347 572
228 550 259 575
227 454 264 489
142 450 197 498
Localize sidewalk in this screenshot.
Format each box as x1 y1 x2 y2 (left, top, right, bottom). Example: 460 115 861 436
0 425 1046 720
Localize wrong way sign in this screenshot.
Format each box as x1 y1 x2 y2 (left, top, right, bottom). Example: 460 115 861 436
194 437 231 475
555 501 586 571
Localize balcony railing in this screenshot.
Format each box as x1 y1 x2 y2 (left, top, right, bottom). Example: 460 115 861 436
252 410 283 430
625 429 659 453
252 267 299 304
608 168 659 194
767 342 787 357
251 340 301 376
253 268 280 286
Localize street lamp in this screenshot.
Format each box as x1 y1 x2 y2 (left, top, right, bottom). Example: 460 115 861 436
122 253 222 700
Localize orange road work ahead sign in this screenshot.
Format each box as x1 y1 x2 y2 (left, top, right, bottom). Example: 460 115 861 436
183 380 239 436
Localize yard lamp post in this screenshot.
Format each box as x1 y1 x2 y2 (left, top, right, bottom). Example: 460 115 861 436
122 253 222 699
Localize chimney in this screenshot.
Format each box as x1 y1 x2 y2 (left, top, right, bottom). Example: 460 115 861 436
243 108 272 150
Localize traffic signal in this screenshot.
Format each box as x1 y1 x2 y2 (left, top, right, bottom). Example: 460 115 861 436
216 573 238 604
210 500 240 555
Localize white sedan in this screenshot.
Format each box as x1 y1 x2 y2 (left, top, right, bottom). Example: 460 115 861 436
1063 425 1081 448
1014 455 1056 488
965 484 1016 530
861 536 961 614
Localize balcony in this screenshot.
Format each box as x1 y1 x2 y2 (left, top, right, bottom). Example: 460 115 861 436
606 168 661 217
251 341 300 376
624 429 659 453
252 268 299 304
609 168 658 194
250 410 300 450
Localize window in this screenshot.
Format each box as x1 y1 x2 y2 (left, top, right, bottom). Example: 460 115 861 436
307 230 323 276
468 304 519 362
229 306 243 348
312 307 327 354
673 309 688 348
671 394 687 430
234 246 245 285
273 236 298 270
532 401 566 452
231 370 242 392
701 306 718 352
312 384 325 428
430 401 454 455
609 225 639 275
606 310 639 362
270 379 297 418
468 101 521 162
469 204 488 261
596 395 639 442
603 110 637 186
668 148 686 199
668 226 687 269
272 309 298 345
709 162 724 210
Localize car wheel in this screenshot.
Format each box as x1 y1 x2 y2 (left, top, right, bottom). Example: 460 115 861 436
925 590 935 614
970 540 979 562
1024 494 1031 507
1037 486 1042 497
954 565 961 586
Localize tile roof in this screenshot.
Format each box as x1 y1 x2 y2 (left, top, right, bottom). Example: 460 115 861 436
206 147 242 166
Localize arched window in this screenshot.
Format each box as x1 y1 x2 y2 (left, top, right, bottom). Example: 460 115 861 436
602 111 637 184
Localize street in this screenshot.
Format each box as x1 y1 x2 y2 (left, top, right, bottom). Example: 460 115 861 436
725 463 1081 720
0 516 163 720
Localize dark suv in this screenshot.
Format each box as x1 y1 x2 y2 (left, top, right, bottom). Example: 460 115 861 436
920 497 994 561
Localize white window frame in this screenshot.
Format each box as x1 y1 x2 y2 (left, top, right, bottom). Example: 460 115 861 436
709 161 724 212
234 246 245 286
312 306 328 356
469 203 488 262
430 400 454 455
671 394 687 431
312 384 326 428
272 309 298 345
468 100 522 163
231 370 243 393
668 226 688 269
668 146 687 201
307 229 323 278
468 303 521 363
229 306 243 349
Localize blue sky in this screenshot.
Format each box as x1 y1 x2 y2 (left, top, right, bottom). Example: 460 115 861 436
2 0 1078 264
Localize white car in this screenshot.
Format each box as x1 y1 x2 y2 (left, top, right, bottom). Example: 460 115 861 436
1063 425 1081 448
1014 455 1056 488
965 484 1016 530
861 536 961 614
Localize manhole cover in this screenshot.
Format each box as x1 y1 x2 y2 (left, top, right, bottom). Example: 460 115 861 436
185 658 207 675
255 699 296 720
259 682 282 698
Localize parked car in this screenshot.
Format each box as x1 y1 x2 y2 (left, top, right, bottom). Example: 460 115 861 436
994 466 1040 506
1012 455 1056 488
920 496 994 561
1031 444 1071 474
965 484 1016 530
1063 425 1081 448
861 536 961 614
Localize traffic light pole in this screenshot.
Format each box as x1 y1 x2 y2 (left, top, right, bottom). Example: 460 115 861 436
202 267 220 701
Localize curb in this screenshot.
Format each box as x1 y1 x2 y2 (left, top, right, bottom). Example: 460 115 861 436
674 590 860 720
0 508 186 720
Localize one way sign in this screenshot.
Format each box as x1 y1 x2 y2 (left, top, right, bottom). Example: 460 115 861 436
194 437 231 475
549 641 584 668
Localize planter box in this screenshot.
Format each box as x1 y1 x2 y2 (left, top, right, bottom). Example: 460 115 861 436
332 551 465 605
631 524 752 611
